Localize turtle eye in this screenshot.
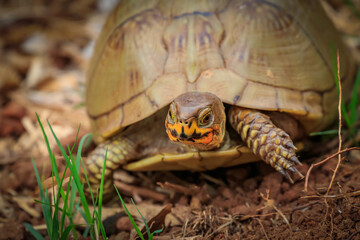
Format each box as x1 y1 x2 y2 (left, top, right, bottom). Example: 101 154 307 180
198 107 213 126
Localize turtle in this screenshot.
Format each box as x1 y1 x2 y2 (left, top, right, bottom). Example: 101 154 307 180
84 0 355 200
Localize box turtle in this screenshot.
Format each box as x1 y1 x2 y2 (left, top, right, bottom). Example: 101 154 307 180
85 0 355 199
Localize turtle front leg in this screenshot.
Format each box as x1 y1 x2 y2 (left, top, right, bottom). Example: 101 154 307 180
84 136 138 201
228 107 304 183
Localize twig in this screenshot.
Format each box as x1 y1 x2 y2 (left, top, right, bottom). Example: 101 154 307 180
291 201 321 211
327 50 343 195
304 147 360 192
260 189 291 231
256 218 270 240
329 208 334 238
301 189 360 199
207 216 234 239
114 181 167 201
157 181 199 196
139 204 172 240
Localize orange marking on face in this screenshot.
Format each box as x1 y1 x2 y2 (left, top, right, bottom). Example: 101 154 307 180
166 128 178 142
198 130 213 144
166 118 214 145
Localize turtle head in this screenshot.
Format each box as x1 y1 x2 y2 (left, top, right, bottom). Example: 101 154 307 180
165 92 226 150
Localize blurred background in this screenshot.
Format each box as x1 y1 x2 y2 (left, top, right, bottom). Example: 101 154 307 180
0 0 118 159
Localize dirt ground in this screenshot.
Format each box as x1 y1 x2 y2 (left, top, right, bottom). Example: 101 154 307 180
0 0 360 239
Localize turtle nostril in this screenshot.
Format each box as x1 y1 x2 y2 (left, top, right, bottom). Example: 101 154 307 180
179 120 183 123
185 121 188 124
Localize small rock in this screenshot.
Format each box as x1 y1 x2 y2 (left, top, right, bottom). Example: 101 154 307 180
116 216 133 232
190 196 201 210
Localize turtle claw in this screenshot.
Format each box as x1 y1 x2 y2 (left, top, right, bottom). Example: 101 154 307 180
286 142 297 150
289 166 304 179
279 167 294 184
273 156 303 183
290 155 302 166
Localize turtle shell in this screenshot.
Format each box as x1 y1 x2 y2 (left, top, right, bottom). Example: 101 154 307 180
86 0 355 142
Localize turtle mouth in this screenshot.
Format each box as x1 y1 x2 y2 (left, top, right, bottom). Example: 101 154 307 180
166 119 214 145
168 127 214 144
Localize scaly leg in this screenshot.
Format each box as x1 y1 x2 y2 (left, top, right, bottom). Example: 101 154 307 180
228 107 304 183
84 136 138 201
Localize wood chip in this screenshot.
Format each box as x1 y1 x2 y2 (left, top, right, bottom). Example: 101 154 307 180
12 196 40 218
114 180 167 202
157 181 200 196
138 204 173 240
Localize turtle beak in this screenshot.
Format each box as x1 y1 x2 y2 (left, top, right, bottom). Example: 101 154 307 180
167 118 199 141
165 118 215 146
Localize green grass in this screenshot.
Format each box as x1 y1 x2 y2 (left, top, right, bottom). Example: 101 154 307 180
114 187 164 240
25 114 163 239
24 114 106 240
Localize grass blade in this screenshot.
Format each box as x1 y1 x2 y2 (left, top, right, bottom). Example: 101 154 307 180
114 186 144 240
24 223 45 240
310 129 339 136
59 225 73 240
31 158 53 237
70 133 92 219
349 67 360 125
152 226 165 234
46 120 92 223
35 114 67 202
131 198 151 238
96 148 107 240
